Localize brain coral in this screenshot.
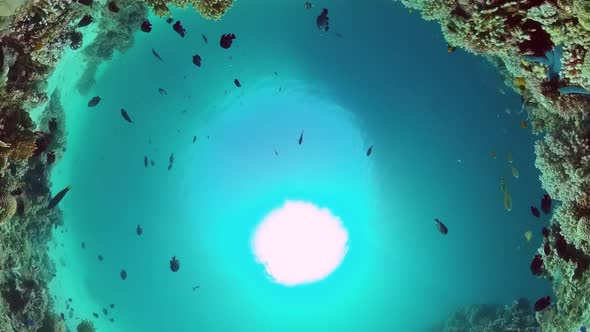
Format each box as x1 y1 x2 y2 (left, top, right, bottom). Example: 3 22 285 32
0 191 16 224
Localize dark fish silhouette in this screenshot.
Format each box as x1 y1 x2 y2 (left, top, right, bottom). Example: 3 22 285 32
202 34 208 44
108 1 119 12
220 33 236 49
120 269 127 280
170 256 180 272
192 54 201 67
150 159 155 167
141 20 152 33
530 254 543 276
298 130 304 145
304 1 312 9
102 308 108 316
169 153 174 164
81 242 86 249
77 0 92 6
173 21 186 37
531 206 540 218
366 145 373 156
92 313 99 318
541 194 552 214
88 96 101 107
97 254 103 261
158 88 167 95
152 48 163 61
542 227 550 238
534 296 551 312
110 304 115 309
316 8 329 32
144 156 148 168
77 15 93 27
192 136 197 143
435 218 448 235
192 285 200 291
335 32 343 38
47 151 56 165
166 17 173 24
274 149 278 156
136 224 143 236
48 186 71 209
234 79 241 87
120 109 133 123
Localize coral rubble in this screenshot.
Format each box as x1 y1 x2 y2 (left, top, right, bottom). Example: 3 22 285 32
400 0 590 330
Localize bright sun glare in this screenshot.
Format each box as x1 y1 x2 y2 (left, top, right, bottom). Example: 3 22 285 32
251 200 349 286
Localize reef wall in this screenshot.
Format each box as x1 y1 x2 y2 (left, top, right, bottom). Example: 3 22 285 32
399 0 590 330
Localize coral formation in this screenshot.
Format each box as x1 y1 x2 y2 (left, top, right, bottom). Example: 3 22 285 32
0 190 16 224
399 0 590 331
76 320 95 332
437 301 539 331
147 0 235 20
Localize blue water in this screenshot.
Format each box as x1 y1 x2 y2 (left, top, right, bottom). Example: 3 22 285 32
46 0 551 330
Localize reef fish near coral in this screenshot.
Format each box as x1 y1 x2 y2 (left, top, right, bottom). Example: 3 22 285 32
503 190 512 212
108 1 119 12
219 33 235 49
541 194 552 214
534 296 551 312
75 0 92 6
77 15 93 28
192 54 201 67
173 21 186 37
435 218 448 235
152 48 163 61
87 96 101 107
530 206 540 218
120 109 133 123
141 20 152 33
511 165 519 179
48 186 71 209
316 8 329 32
202 34 208 44
234 79 241 87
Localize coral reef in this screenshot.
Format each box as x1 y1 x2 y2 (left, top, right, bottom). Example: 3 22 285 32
400 0 590 331
76 0 147 95
147 0 235 20
437 300 539 331
76 320 95 332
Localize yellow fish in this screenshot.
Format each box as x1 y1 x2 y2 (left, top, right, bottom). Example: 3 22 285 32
507 151 513 163
504 190 512 211
511 165 520 179
500 176 507 193
524 230 533 242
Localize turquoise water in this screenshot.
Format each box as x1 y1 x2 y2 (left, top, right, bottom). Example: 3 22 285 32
45 0 551 330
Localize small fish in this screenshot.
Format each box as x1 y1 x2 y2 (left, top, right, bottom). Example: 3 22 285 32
274 149 278 156
500 176 507 193
434 218 448 235
304 1 313 9
530 254 543 275
110 304 115 309
447 44 456 53
108 1 119 12
530 206 540 218
120 109 133 123
524 230 533 242
158 88 167 95
490 150 497 159
298 130 304 145
48 185 71 209
503 190 512 212
152 48 163 61
141 20 152 33
507 151 513 163
97 254 103 261
0 140 10 148
136 224 143 236
150 160 155 167
166 17 173 24
541 194 552 214
120 269 127 280
167 164 172 171
202 34 208 44
47 151 56 165
77 15 93 28
580 326 586 332
110 318 115 323
534 296 551 312
92 313 99 318
316 8 329 32
192 54 202 67
511 165 519 178
366 145 373 157
335 32 343 38
521 120 527 128
102 308 108 315
192 285 200 291
173 21 186 37
234 79 241 87
77 0 92 6
170 256 180 272
169 153 174 164
144 156 148 168
88 96 101 107
81 242 86 249
192 136 197 143
220 33 236 49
